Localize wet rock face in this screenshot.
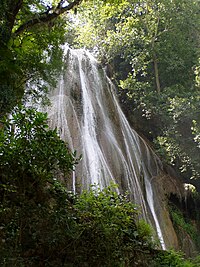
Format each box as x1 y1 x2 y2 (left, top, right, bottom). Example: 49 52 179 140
45 48 189 251
149 172 181 250
104 63 113 79
178 227 198 257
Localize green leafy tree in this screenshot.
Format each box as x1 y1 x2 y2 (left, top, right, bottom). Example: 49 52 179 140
75 0 199 92
0 106 78 201
0 0 82 116
0 106 79 265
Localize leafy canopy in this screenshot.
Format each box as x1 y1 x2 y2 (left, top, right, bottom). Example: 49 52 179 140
0 0 82 115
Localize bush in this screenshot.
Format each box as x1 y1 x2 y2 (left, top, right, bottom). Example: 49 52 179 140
72 185 154 266
151 250 195 267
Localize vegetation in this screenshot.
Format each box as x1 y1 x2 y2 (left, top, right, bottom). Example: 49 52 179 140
170 206 200 249
151 250 198 267
0 0 81 116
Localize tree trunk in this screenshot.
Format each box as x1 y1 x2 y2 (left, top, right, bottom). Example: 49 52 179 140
153 53 161 94
151 16 161 94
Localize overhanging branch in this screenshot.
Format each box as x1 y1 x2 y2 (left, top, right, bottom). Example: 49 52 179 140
13 0 82 36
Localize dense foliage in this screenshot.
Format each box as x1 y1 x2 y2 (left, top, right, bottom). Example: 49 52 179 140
74 0 200 190
0 107 75 264
0 106 78 207
0 0 81 116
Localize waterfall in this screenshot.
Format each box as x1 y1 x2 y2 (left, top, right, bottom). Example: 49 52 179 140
47 48 166 249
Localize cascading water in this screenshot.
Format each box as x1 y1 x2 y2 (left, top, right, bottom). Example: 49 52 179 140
47 48 166 249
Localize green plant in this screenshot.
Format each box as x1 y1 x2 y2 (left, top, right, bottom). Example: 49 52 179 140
72 185 155 266
0 105 77 191
0 0 82 115
152 250 195 267
0 106 79 265
0 180 156 266
168 203 200 250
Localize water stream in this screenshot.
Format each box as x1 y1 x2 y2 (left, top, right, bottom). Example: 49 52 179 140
46 48 166 249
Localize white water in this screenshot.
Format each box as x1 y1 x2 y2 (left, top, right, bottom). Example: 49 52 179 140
47 48 166 249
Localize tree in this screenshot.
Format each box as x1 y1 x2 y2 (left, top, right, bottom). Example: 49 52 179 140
0 106 78 200
75 0 199 94
0 106 79 264
0 0 82 116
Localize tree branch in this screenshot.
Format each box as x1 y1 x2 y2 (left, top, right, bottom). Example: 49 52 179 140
13 0 82 37
0 0 24 44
